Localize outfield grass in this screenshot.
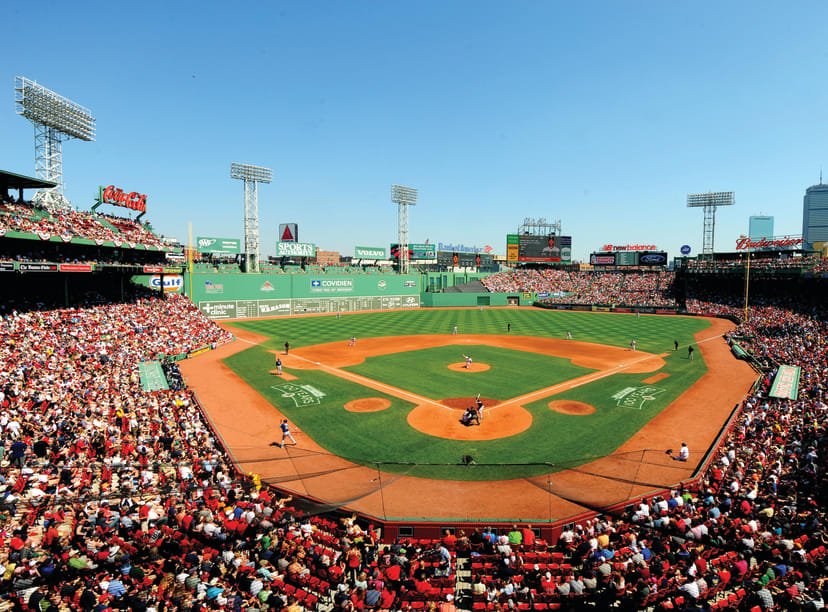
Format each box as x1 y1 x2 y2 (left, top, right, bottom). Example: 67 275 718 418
223 309 711 480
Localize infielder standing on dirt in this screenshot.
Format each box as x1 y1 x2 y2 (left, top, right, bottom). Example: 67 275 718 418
279 419 296 448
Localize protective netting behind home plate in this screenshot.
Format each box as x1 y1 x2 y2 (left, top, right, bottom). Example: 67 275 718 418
240 445 691 521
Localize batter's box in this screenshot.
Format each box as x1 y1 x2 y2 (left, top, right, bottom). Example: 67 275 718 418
611 386 665 410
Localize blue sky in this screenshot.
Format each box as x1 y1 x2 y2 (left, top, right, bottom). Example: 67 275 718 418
2 1 825 262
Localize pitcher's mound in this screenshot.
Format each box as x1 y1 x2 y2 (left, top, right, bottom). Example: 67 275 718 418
447 362 490 372
548 400 596 415
345 398 391 413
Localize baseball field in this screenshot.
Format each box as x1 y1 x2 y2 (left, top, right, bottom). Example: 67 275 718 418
181 308 757 521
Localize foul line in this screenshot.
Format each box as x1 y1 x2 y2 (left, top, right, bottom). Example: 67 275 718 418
288 354 455 412
490 351 670 413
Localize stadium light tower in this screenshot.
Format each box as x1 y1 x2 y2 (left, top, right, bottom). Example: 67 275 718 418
391 184 418 274
687 191 734 258
14 76 96 209
231 162 272 273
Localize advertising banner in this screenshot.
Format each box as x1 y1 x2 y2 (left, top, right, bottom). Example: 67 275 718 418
150 274 184 293
769 365 801 400
0 262 14 272
590 254 616 265
735 236 803 251
197 237 241 255
507 234 519 263
355 246 387 259
638 252 668 266
279 223 298 242
199 301 238 319
390 243 436 260
18 263 58 272
309 278 354 294
517 235 572 262
59 264 93 272
98 184 147 213
276 242 316 257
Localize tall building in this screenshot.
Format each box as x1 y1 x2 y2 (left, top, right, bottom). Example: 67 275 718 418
803 183 828 245
749 215 774 240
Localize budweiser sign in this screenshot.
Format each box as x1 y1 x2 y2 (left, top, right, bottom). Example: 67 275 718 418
99 185 147 212
600 244 657 252
735 237 803 250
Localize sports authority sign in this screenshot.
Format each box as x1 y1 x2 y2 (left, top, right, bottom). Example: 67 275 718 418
197 237 241 255
279 223 298 242
769 365 800 400
276 242 315 257
735 236 804 250
97 185 147 213
355 246 387 259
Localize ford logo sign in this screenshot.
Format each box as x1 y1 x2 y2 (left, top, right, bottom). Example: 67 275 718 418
640 254 665 264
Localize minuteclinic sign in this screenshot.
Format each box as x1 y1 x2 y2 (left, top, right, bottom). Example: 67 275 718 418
310 278 354 293
355 246 387 259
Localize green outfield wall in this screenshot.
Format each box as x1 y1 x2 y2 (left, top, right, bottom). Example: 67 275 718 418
422 271 490 292
420 292 535 307
185 273 420 319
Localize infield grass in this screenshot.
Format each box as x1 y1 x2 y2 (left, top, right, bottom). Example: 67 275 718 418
223 308 711 480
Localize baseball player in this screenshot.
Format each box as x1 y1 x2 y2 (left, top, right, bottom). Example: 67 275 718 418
279 419 297 448
463 354 472 369
348 335 356 347
275 357 282 375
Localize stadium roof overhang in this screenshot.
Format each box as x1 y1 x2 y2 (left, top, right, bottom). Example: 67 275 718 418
1 170 57 195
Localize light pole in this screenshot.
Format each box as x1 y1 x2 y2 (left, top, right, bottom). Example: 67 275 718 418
687 192 734 259
231 163 273 273
15 76 96 209
391 184 418 274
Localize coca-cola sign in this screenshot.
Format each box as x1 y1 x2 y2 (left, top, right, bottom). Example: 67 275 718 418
735 237 803 250
99 185 147 212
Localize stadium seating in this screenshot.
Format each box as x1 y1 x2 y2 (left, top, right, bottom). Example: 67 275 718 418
0 258 826 611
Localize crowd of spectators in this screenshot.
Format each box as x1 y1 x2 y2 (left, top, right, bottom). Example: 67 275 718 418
685 257 821 273
455 294 828 611
0 199 166 249
0 294 464 611
482 270 676 307
0 259 826 611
